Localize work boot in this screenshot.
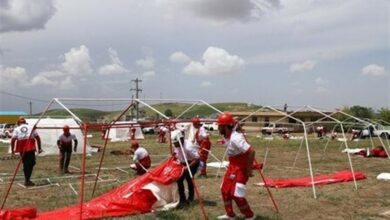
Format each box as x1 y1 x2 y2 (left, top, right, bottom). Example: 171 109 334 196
176 201 188 209
24 181 35 187
217 214 235 220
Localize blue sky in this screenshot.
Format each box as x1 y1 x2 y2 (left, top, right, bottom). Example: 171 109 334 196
0 0 389 113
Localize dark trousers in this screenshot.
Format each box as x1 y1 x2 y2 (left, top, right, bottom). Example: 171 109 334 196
177 160 200 203
21 151 36 183
60 148 72 172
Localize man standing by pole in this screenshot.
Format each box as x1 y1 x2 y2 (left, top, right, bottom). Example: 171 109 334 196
10 117 43 187
57 125 78 174
191 117 211 177
217 113 255 220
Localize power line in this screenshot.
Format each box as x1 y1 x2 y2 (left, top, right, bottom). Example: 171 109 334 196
0 90 49 103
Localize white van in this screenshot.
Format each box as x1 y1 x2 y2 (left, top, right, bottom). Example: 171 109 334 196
0 123 15 138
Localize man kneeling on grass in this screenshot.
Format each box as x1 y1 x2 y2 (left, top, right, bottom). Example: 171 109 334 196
130 140 151 175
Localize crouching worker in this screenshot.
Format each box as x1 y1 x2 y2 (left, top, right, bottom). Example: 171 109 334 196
130 140 151 175
217 113 256 220
171 129 200 208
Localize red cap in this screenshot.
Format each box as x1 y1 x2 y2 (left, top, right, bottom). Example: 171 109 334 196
217 113 235 126
192 117 201 125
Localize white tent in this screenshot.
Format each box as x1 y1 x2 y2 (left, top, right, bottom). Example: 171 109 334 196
8 118 87 155
106 121 144 142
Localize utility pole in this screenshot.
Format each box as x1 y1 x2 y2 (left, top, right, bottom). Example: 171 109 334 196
130 78 142 120
28 101 32 115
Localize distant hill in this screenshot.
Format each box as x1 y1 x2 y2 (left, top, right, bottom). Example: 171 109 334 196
35 103 262 122
142 102 261 118
35 108 114 122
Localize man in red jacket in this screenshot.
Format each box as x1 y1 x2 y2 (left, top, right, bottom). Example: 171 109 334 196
11 117 43 187
217 113 255 220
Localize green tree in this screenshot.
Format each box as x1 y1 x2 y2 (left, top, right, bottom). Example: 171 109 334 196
164 109 173 117
349 105 374 119
376 108 390 123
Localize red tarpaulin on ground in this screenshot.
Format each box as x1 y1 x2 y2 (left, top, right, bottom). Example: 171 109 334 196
257 170 366 188
0 159 184 220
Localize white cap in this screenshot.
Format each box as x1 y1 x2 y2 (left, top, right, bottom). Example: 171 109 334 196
171 129 184 143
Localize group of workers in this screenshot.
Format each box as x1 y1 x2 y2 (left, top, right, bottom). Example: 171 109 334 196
10 113 256 220
10 116 78 187
130 114 256 219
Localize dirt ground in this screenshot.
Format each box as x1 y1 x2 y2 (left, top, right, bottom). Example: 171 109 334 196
0 132 389 220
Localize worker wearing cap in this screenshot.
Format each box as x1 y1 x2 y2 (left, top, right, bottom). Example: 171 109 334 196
158 125 168 143
130 140 151 175
57 125 78 174
171 129 200 208
11 116 42 187
217 113 256 220
192 117 211 177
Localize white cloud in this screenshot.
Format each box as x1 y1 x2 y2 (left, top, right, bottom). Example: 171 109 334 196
62 45 93 76
361 64 387 76
58 76 76 90
289 60 317 73
315 77 328 85
136 56 155 70
98 48 130 75
156 0 280 23
30 70 63 86
0 0 56 33
183 47 245 75
170 51 191 63
30 75 57 87
316 86 328 94
143 70 155 77
200 81 213 87
0 65 29 88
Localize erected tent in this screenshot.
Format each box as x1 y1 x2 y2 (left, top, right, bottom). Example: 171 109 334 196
106 121 144 142
8 118 87 155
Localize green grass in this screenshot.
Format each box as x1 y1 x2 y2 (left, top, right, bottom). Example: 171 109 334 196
0 133 389 219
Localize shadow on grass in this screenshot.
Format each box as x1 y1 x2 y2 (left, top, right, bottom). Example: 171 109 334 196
153 210 181 220
199 199 217 207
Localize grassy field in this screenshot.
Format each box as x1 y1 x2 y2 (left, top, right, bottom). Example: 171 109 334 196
0 132 389 220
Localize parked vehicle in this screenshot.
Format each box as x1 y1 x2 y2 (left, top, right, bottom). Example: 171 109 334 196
360 124 390 139
142 126 159 134
0 123 15 138
203 122 218 131
261 123 292 135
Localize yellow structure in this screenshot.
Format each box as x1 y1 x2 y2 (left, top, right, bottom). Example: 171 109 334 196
0 111 28 124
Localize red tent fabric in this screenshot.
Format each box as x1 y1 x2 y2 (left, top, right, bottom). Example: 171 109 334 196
0 207 37 220
1 159 183 220
258 170 366 188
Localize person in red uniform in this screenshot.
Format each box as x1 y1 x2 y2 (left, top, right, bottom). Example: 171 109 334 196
192 117 211 177
217 113 256 220
11 116 43 187
130 140 151 175
158 125 168 143
57 125 78 174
